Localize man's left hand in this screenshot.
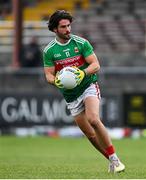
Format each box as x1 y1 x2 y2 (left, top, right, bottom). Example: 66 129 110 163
73 66 85 85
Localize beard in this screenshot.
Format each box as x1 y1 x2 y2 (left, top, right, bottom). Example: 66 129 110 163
57 32 71 40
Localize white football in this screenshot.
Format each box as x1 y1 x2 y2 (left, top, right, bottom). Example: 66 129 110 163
59 67 78 89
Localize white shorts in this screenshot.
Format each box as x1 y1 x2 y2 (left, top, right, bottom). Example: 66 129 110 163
66 82 101 116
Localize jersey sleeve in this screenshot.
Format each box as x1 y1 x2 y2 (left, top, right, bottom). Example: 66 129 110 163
43 49 54 67
82 40 94 58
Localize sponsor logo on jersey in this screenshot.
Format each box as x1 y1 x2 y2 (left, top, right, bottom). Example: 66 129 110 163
55 55 85 71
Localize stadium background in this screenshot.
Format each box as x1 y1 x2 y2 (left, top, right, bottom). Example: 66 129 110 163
0 0 146 137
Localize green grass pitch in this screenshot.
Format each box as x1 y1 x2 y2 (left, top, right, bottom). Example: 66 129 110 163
0 136 146 179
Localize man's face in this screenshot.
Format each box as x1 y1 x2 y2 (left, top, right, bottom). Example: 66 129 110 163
54 19 71 41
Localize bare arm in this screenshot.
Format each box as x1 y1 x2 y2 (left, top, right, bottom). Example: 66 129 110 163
84 53 100 75
44 66 56 85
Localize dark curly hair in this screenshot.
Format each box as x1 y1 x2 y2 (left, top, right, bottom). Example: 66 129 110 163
47 10 73 32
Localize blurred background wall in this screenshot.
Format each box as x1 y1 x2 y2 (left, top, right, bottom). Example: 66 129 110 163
0 0 146 137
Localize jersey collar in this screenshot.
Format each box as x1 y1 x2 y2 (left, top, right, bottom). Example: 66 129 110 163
55 36 72 46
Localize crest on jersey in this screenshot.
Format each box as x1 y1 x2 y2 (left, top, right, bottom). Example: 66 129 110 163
74 47 79 53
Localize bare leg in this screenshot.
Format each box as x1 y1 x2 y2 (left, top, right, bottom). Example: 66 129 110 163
74 111 108 159
85 96 112 149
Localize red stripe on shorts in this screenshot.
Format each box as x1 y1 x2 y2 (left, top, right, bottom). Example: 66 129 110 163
94 82 101 100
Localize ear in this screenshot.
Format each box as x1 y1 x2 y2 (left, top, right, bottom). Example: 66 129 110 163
53 28 57 33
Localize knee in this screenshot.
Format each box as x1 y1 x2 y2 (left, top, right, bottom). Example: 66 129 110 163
87 113 100 127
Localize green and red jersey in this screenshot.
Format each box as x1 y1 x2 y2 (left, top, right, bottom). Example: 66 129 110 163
43 34 98 102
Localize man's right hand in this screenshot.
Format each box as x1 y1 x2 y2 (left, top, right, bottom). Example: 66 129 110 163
54 72 64 88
